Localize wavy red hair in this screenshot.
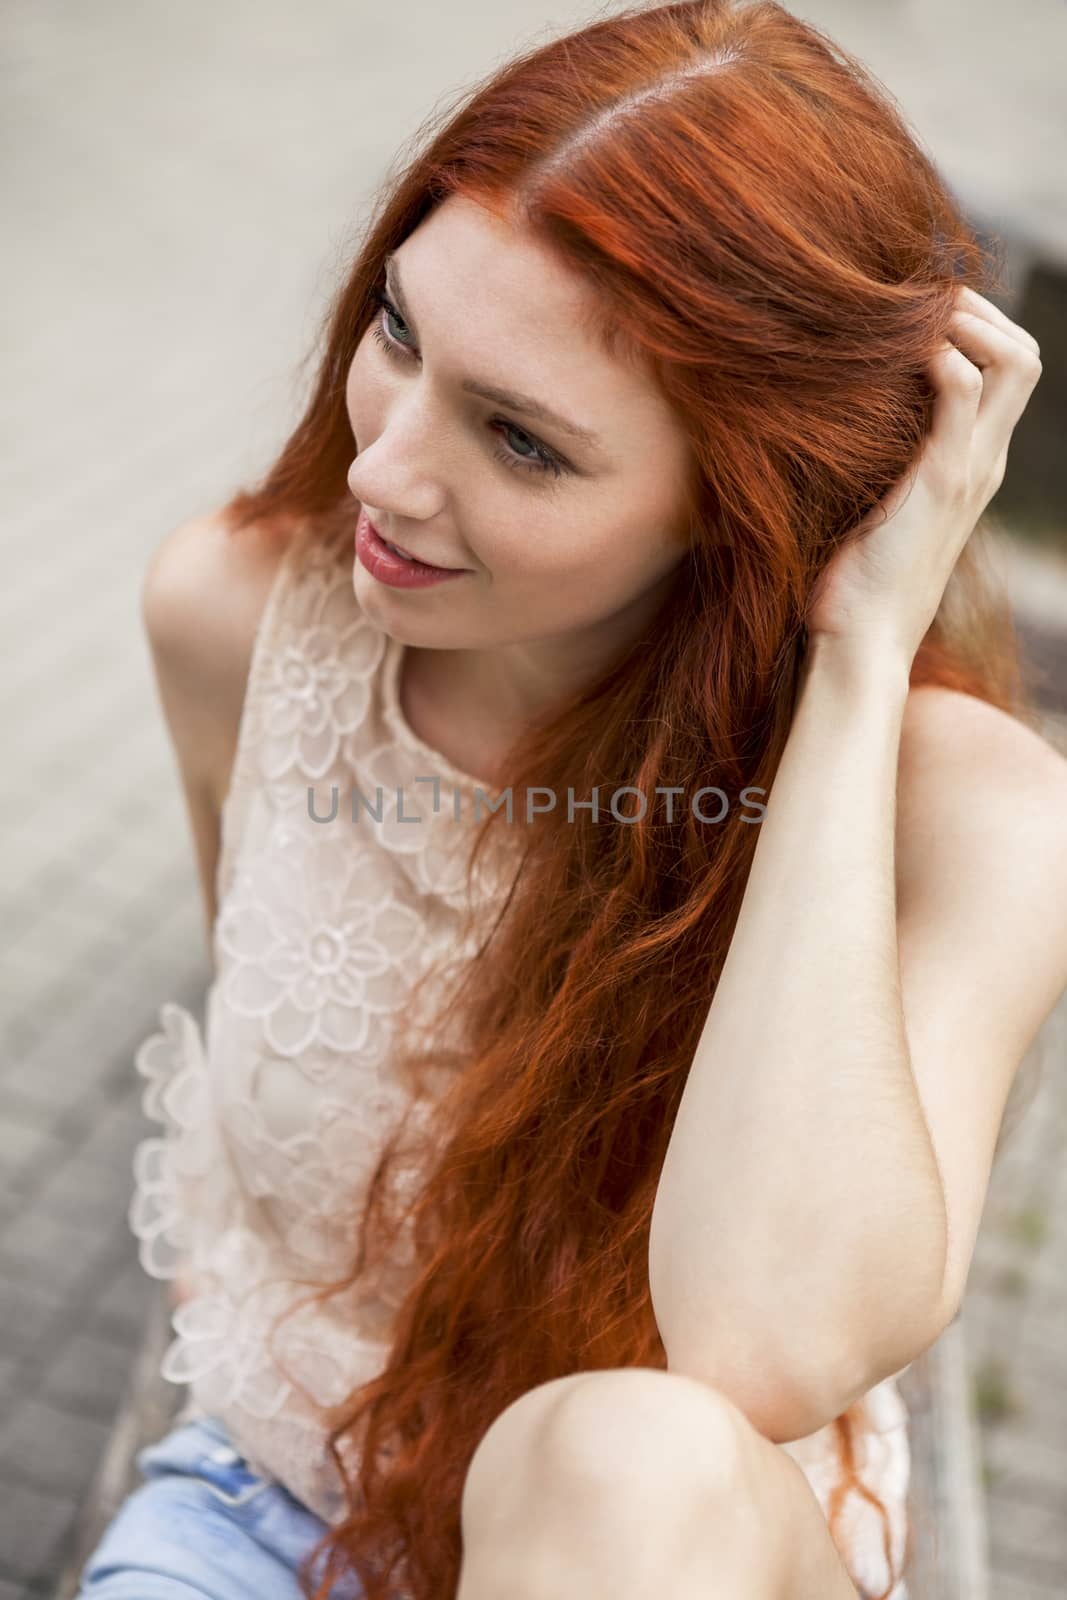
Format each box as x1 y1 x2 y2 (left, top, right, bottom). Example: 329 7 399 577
214 2 1040 1595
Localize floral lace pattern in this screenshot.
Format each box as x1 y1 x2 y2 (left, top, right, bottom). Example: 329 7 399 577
215 827 418 1074
129 535 911 1576
128 538 513 1522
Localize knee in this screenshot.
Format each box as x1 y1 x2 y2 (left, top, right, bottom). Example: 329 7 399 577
465 1366 749 1522
458 1368 760 1599
534 1367 750 1506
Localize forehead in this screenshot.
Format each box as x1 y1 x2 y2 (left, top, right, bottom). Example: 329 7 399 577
394 197 682 448
401 195 600 321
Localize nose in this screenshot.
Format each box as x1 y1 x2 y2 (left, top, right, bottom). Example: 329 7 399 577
347 451 447 528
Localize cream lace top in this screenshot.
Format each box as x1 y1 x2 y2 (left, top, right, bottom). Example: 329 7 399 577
128 532 910 1598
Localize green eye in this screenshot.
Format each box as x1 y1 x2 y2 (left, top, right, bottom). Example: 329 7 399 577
377 293 414 349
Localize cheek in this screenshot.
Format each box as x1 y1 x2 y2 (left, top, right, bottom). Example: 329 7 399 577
345 342 377 437
497 524 683 609
548 524 684 585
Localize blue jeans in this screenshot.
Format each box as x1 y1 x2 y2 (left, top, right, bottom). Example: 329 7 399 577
74 1413 365 1598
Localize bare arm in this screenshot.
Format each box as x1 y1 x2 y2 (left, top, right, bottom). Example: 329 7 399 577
141 586 224 948
649 627 1067 1448
648 638 945 1443
141 509 285 946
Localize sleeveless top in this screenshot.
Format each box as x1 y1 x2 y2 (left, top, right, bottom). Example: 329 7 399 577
128 532 911 1598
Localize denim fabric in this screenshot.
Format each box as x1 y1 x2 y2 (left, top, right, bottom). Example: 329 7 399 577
74 1413 365 1599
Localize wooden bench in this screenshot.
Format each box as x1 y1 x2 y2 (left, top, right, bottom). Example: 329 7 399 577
56 1286 989 1598
897 1314 990 1600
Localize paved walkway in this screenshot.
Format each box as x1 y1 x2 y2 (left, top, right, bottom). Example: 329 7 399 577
3 3 1066 1596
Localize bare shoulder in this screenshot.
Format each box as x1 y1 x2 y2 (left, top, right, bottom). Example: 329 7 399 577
142 507 288 683
141 507 290 809
899 684 1067 790
897 683 1067 884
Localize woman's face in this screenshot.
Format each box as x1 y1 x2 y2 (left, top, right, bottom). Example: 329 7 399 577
345 195 694 678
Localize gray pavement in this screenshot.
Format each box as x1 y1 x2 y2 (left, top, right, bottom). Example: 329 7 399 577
4 3 1066 1596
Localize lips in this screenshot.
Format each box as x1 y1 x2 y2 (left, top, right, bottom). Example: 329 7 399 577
381 533 426 564
366 514 461 572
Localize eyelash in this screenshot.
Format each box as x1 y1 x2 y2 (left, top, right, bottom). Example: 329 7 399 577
367 287 568 482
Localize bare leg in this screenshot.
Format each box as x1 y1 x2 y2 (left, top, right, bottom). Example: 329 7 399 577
456 1367 862 1600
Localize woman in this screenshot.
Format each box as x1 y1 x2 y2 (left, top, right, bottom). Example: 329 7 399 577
76 2 1064 1598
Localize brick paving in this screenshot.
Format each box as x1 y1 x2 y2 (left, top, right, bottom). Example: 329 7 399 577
3 2 1066 1596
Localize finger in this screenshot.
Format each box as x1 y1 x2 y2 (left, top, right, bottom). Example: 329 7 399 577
954 285 1041 360
924 338 983 480
948 310 1042 465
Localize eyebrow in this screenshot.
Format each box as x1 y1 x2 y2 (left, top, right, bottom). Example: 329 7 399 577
383 253 607 455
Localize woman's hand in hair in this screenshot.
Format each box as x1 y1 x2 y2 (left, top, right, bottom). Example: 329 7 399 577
804 285 1042 668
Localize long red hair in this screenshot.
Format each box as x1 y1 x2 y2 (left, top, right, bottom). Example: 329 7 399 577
215 2 1039 1595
